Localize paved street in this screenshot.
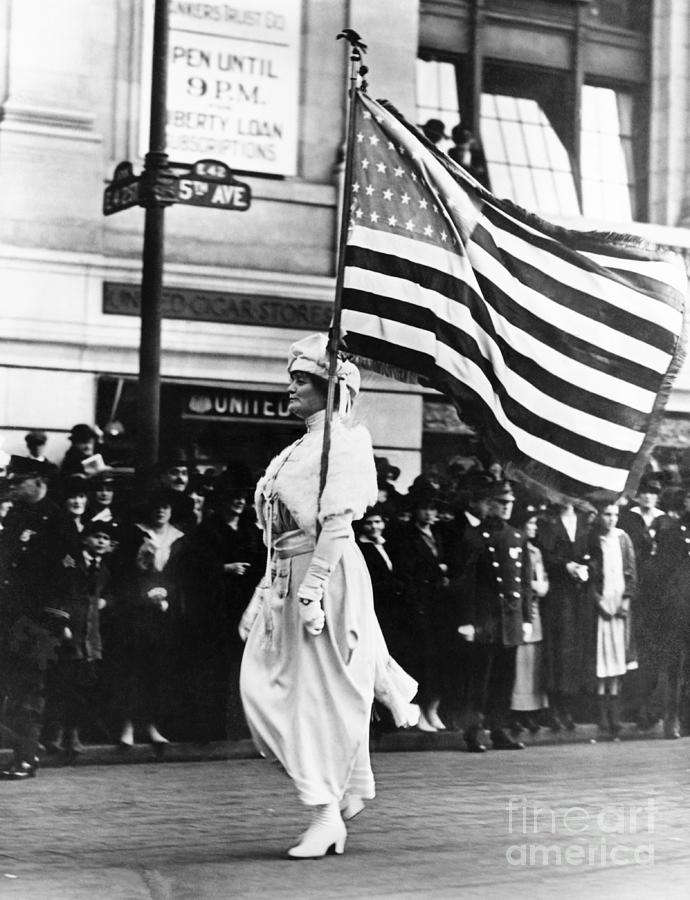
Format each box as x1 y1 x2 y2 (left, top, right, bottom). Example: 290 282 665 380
2 742 689 899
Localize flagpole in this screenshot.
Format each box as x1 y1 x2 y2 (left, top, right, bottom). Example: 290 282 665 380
318 30 368 505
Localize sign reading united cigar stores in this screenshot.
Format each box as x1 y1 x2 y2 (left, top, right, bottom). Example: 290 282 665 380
102 282 332 330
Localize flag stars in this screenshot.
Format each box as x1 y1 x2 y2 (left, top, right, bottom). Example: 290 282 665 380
356 132 364 143
363 111 372 119
369 211 380 223
394 166 404 178
361 159 370 170
369 134 380 146
401 192 411 204
352 182 360 193
440 230 448 242
387 141 395 149
405 220 415 231
423 225 433 237
419 198 428 209
355 208 364 219
365 184 375 196
382 189 393 201
376 162 387 173
388 215 398 227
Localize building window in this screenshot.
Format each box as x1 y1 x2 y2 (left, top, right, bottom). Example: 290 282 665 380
479 92 580 217
415 58 459 152
415 58 641 222
580 85 635 221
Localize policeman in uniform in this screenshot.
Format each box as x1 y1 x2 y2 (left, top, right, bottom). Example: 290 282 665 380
653 488 690 738
0 456 69 779
457 480 532 751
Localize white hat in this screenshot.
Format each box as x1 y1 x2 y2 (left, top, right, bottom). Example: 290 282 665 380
287 334 361 413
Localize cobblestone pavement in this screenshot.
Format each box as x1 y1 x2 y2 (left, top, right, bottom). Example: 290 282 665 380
1 742 689 899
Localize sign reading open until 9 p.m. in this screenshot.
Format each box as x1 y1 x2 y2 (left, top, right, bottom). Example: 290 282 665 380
140 0 302 177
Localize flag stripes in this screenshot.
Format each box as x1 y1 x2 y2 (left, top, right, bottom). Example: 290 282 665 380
340 91 688 500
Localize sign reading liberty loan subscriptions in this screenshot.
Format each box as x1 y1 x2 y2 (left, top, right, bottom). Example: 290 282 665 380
141 1 302 176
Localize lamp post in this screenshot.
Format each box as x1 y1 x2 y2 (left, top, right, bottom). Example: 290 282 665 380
137 0 175 474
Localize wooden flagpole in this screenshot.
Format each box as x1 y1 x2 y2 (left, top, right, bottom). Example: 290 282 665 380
318 30 368 506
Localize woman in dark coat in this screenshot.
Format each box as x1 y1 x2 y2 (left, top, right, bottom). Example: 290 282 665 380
538 501 592 730
184 476 261 741
109 488 187 749
395 487 452 732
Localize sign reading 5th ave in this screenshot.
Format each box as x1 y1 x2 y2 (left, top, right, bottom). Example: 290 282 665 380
177 160 251 211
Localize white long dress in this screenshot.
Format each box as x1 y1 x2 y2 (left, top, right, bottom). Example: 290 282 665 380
596 530 628 679
240 410 413 806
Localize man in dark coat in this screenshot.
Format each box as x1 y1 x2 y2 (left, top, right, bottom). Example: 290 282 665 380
0 457 69 779
618 477 672 728
652 488 690 738
457 481 532 751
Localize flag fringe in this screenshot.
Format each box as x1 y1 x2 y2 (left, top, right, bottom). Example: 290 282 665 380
348 353 422 386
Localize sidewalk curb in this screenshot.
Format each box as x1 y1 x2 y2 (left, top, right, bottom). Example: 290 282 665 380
0 722 672 770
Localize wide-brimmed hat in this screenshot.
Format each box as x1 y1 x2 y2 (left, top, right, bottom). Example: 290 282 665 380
82 518 118 540
375 456 401 482
7 455 53 481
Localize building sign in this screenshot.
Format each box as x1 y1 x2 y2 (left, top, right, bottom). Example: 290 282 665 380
103 282 332 330
183 387 292 421
141 0 302 176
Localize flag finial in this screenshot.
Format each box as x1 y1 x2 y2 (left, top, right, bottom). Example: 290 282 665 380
336 29 368 92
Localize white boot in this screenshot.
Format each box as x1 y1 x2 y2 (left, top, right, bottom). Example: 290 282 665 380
417 710 437 732
339 794 365 821
287 802 346 859
426 701 446 731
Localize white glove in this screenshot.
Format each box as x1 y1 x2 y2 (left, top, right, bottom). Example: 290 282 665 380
457 624 476 642
522 622 533 641
299 598 325 636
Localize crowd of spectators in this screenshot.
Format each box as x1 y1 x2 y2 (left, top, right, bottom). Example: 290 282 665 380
0 425 688 777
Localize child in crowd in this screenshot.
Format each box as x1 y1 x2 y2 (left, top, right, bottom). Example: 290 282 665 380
43 520 114 761
588 502 637 741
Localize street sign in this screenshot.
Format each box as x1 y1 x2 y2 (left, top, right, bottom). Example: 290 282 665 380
175 159 251 211
103 162 141 216
103 158 251 214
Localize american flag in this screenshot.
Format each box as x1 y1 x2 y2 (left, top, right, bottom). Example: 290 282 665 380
341 90 688 501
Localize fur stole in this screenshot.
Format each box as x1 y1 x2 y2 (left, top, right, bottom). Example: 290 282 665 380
255 416 377 537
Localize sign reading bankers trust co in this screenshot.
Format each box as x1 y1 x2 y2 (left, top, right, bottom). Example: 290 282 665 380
141 1 302 176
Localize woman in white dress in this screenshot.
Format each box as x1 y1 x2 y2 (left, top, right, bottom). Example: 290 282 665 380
588 501 637 740
239 333 415 859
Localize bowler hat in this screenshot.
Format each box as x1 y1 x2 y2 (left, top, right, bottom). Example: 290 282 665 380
159 447 189 469
422 118 447 141
69 424 97 443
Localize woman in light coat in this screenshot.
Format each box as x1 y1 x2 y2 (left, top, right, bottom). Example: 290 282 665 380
239 334 415 859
